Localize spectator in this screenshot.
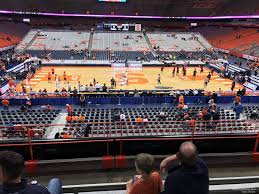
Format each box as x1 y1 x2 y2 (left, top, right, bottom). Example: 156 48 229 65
120 112 126 121
66 114 72 123
72 87 78 97
66 104 72 114
0 150 62 194
250 110 258 120
72 114 78 123
136 116 144 124
211 110 220 121
160 141 209 194
20 104 27 112
158 110 166 121
83 123 92 137
178 103 184 110
234 95 241 106
208 98 214 108
42 104 52 112
78 81 81 91
26 98 32 110
126 153 162 194
95 82 101 91
102 84 108 92
67 82 71 92
234 103 243 119
79 94 86 108
134 90 140 98
1 98 9 111
79 114 85 123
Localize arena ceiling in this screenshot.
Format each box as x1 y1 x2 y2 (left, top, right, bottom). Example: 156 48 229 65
0 0 258 17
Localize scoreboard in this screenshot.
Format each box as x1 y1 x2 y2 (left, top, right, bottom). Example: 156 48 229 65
99 23 142 31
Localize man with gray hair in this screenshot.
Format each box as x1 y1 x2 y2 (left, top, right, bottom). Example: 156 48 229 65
160 141 209 194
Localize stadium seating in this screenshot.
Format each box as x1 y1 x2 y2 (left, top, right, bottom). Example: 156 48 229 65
17 30 212 62
147 32 211 52
0 32 21 48
62 105 257 138
202 27 259 57
0 109 61 139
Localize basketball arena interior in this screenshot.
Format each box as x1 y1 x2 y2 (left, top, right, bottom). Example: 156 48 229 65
0 0 259 193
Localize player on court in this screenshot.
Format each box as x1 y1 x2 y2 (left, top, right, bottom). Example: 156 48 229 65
204 77 209 88
93 78 96 86
111 77 116 88
51 67 55 75
176 66 179 76
48 72 51 83
161 65 164 73
193 68 197 79
63 71 67 81
172 66 176 77
55 75 59 89
157 74 161 85
57 77 61 90
200 65 204 73
183 66 187 77
124 71 128 85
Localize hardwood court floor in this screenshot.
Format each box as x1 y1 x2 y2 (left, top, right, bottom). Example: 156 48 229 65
17 66 242 92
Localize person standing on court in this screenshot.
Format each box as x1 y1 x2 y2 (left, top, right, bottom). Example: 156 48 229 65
231 81 236 91
160 141 209 194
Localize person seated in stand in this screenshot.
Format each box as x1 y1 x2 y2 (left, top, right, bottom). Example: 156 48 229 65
20 104 27 112
66 114 72 123
78 114 85 123
160 141 209 194
126 153 163 194
72 114 78 123
158 110 166 121
135 116 144 124
0 150 62 194
250 110 258 120
41 104 52 112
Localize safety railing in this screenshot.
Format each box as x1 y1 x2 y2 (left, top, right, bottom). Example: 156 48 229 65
62 176 259 194
0 119 258 161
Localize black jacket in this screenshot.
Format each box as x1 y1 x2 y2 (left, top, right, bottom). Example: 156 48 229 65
0 178 50 194
162 158 209 194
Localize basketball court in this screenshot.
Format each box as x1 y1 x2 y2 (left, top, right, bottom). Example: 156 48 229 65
16 66 243 92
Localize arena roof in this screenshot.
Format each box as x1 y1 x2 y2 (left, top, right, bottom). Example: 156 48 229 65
0 0 258 17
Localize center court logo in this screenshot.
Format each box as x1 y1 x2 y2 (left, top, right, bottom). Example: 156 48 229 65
115 72 149 85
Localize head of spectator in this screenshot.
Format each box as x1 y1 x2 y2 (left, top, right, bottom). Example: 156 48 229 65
0 151 24 184
176 141 198 167
178 103 184 110
183 104 188 110
79 114 85 123
160 141 210 194
134 153 154 178
20 104 27 112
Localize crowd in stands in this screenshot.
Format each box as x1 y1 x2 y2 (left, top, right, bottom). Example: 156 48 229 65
0 49 33 90
0 141 209 194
